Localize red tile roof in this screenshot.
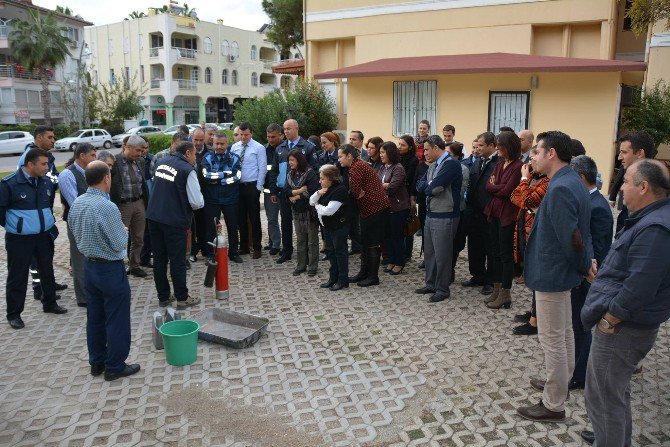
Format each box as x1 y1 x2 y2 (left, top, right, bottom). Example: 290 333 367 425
272 59 305 75
314 52 646 79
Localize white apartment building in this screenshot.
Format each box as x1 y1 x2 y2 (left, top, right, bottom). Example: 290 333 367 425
85 10 299 127
0 0 92 125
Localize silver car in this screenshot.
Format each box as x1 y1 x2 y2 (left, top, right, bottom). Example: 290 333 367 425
0 131 34 155
54 129 113 152
112 126 163 147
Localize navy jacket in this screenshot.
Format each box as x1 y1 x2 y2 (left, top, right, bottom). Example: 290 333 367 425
466 154 497 212
0 169 56 235
524 165 593 292
147 153 196 230
200 150 242 206
589 190 614 266
268 137 318 194
582 197 670 330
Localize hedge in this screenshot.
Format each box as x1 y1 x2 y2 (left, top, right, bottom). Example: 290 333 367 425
145 129 236 155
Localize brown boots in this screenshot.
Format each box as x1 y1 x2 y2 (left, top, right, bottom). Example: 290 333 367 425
484 283 501 304
487 287 512 309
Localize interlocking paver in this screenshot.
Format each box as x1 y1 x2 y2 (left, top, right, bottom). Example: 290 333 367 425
1 204 669 446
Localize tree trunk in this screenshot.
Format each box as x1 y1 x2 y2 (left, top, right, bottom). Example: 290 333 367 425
39 66 52 126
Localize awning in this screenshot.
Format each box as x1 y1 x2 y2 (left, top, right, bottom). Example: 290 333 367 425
272 59 305 75
314 52 646 79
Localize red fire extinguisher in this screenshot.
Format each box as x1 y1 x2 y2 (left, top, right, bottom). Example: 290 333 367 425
204 223 229 299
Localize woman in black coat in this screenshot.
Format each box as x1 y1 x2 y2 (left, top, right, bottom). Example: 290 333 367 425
398 135 419 262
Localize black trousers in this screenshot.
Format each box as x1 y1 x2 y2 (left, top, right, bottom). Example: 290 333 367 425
190 208 210 257
149 220 189 302
361 208 389 248
571 280 592 387
452 209 469 272
489 216 515 289
467 209 493 285
140 218 152 265
238 183 262 251
348 201 362 252
279 190 293 255
204 202 239 258
5 232 57 320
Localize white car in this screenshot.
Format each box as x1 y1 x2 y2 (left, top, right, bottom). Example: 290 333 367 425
163 125 186 135
218 122 234 130
54 129 113 152
0 131 34 155
112 126 163 147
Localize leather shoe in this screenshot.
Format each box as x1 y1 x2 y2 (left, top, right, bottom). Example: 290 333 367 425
8 317 25 329
292 268 306 276
461 278 482 287
428 293 448 303
104 363 140 381
517 400 565 422
329 282 349 291
128 267 148 278
480 284 494 295
230 255 243 263
415 286 436 294
269 248 280 255
252 250 262 259
55 282 68 291
321 279 337 288
43 304 68 315
276 254 291 264
580 430 595 445
77 302 88 308
514 311 532 323
513 322 537 335
239 249 250 255
90 364 105 376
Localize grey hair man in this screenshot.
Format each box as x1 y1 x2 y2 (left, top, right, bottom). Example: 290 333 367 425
580 159 670 446
518 129 534 163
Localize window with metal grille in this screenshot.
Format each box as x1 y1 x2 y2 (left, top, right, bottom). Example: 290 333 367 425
488 91 530 133
393 81 437 137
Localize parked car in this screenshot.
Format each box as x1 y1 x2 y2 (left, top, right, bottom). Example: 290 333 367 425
0 131 34 155
112 126 163 147
163 125 185 135
54 129 113 152
218 122 234 130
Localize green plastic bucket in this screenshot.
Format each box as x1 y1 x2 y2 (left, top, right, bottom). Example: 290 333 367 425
159 320 200 366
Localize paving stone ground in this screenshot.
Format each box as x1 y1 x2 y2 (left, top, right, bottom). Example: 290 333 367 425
1 204 669 446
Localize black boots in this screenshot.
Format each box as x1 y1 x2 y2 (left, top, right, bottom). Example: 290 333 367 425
348 249 368 283
358 247 381 287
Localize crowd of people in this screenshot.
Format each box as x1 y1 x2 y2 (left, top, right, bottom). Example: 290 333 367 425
1 120 669 446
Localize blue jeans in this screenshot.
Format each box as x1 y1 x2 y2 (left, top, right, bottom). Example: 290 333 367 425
324 224 349 284
84 259 131 373
264 193 281 249
585 325 658 447
387 209 410 266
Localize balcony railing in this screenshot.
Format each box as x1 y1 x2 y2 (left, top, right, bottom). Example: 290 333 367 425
0 25 10 38
150 79 163 88
274 58 303 67
173 47 197 59
260 83 276 92
0 64 56 81
13 102 64 116
260 59 276 70
149 46 163 57
176 79 197 89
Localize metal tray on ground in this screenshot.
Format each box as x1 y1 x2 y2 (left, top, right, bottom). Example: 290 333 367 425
191 308 269 349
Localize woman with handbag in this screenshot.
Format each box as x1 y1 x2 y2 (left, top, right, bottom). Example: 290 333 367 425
378 142 410 275
285 150 320 276
398 135 419 262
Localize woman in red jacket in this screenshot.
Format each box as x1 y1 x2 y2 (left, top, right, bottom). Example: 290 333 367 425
339 144 391 287
484 131 523 309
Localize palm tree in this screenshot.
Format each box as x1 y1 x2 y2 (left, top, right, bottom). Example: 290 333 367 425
10 9 73 126
126 11 147 20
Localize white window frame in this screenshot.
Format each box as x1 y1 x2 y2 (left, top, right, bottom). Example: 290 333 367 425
222 69 228 85
392 80 437 137
203 37 212 54
232 70 238 85
231 41 239 58
221 40 229 56
487 91 530 133
251 72 258 87
205 67 212 84
250 45 257 60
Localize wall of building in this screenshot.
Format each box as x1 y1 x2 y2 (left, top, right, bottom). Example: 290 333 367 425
345 72 621 187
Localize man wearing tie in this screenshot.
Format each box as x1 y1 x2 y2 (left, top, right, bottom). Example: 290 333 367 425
231 122 267 259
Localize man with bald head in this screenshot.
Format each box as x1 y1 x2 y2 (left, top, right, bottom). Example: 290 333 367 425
268 119 318 263
518 130 534 163
110 134 149 277
580 159 670 446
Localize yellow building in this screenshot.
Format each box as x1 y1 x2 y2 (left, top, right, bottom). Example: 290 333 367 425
85 10 300 126
306 0 669 188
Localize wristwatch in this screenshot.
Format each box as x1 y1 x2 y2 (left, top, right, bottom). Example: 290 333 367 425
599 318 615 329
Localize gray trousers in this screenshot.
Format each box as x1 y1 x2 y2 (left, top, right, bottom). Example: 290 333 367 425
423 216 458 298
67 225 86 305
264 192 281 249
294 212 319 272
585 325 658 447
118 200 145 269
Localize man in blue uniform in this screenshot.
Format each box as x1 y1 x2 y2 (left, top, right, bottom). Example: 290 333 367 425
1 148 68 329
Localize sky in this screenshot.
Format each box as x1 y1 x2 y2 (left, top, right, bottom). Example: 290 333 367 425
33 0 270 31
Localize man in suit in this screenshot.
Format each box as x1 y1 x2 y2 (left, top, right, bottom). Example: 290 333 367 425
462 132 497 295
518 130 534 163
518 131 595 423
567 155 613 391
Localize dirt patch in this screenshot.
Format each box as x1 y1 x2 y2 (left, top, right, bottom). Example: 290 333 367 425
164 387 331 447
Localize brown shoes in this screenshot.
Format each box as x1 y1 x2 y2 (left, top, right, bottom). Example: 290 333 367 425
517 400 565 422
252 249 262 259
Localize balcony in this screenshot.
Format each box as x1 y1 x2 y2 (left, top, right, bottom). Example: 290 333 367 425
150 79 163 89
0 64 56 82
261 59 276 70
12 102 64 117
173 47 197 59
260 83 276 93
176 79 197 89
149 46 163 57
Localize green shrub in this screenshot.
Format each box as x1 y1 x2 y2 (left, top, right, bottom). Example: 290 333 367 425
147 134 173 154
622 81 670 148
0 123 37 134
54 124 73 140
